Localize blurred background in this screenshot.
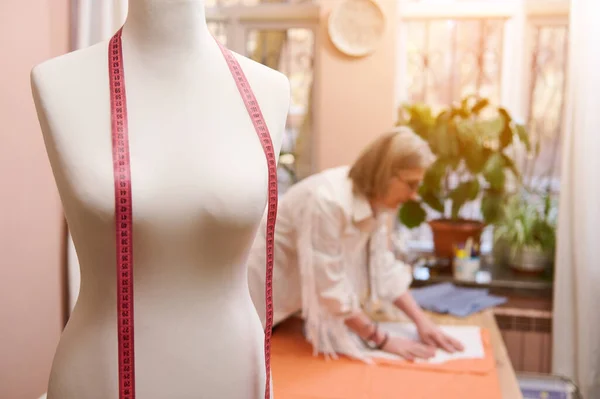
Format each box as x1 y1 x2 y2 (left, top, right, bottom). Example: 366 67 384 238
2 0 596 398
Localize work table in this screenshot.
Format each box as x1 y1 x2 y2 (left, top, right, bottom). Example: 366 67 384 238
428 310 523 399
273 309 522 399
357 307 522 399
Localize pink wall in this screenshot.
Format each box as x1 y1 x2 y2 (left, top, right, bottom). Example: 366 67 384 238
314 0 397 170
0 1 69 398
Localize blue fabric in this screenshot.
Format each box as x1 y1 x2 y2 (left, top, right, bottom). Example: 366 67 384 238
410 283 507 317
521 389 567 399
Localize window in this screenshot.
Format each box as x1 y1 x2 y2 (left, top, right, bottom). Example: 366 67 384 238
394 0 570 250
401 18 505 110
204 0 320 193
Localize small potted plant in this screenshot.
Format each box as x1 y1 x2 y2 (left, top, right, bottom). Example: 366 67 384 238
493 191 557 274
396 95 531 261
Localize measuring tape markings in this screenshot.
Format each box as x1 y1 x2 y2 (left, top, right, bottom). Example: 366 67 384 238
215 41 278 399
108 29 277 399
109 29 136 399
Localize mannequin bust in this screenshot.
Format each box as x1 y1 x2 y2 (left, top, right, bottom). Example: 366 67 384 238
30 0 290 398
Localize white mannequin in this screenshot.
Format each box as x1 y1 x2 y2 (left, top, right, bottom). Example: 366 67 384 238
30 0 290 398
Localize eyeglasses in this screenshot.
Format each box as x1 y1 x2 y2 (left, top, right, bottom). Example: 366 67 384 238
400 177 421 192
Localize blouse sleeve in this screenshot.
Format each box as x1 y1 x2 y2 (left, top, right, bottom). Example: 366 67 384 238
309 193 361 316
370 213 413 303
297 190 369 361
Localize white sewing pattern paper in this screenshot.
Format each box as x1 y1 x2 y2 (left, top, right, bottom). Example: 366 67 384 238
370 323 485 364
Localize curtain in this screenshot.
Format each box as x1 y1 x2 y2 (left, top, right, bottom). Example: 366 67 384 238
66 0 128 315
552 0 600 397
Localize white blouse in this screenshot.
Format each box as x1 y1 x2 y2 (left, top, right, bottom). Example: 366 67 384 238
247 166 413 360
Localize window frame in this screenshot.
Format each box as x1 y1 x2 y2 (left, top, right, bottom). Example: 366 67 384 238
395 0 570 123
205 3 320 119
205 3 320 55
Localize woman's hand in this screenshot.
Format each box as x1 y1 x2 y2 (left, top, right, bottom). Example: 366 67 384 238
381 335 436 361
392 292 464 353
415 318 464 353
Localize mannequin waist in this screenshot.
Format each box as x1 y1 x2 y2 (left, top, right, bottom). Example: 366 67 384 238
50 293 265 398
77 259 252 306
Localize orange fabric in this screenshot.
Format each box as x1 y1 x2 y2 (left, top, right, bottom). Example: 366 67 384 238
271 318 502 399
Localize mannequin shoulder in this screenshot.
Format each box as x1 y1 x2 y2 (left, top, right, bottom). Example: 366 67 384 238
30 41 110 144
229 51 291 153
31 41 108 103
231 52 291 117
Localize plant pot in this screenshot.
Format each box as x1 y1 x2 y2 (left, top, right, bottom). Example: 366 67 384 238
428 219 485 263
508 246 553 274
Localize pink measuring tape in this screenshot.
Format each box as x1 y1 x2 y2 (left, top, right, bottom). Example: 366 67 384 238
108 28 277 399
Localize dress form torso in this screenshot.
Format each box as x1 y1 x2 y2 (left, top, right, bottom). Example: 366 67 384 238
30 1 290 397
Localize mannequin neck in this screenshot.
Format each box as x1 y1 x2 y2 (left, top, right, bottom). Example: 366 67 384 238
123 0 211 52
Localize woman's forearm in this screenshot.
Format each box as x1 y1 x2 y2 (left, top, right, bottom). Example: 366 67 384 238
344 311 386 343
393 291 429 325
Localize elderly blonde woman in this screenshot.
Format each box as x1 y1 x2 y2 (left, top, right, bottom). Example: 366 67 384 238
248 127 463 361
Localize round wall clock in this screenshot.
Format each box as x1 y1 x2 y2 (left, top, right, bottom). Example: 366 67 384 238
328 0 386 57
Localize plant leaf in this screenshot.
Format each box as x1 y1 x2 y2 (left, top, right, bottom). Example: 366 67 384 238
494 193 557 251
460 95 476 115
483 153 506 190
449 180 479 219
499 125 513 149
496 108 513 149
420 191 445 213
515 123 531 151
474 117 505 141
481 190 504 224
398 200 427 229
452 104 470 119
430 111 451 157
501 153 520 180
448 124 461 158
432 111 461 161
423 158 446 192
455 119 489 173
472 98 489 115
448 157 462 170
455 118 475 140
498 107 513 123
464 142 489 174
399 104 435 139
467 179 481 200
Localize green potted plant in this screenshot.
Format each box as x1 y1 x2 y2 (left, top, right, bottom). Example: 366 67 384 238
493 191 557 274
396 95 531 261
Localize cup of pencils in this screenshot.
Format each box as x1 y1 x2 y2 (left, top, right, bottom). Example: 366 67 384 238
453 237 481 281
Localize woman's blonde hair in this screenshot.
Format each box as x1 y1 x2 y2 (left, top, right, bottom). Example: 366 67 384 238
348 126 434 199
